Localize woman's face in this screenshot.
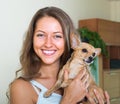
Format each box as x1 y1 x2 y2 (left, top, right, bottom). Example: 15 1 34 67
33 16 65 65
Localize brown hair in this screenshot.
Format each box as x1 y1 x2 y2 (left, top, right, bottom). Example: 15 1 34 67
17 6 77 80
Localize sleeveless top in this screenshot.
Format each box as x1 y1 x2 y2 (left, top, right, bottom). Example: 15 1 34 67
30 80 62 104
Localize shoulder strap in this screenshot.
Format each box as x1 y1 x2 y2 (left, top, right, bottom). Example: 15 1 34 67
31 83 40 95
30 80 48 92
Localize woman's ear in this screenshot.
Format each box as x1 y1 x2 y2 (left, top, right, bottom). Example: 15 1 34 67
70 33 81 49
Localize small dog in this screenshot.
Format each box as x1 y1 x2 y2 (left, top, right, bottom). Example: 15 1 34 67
44 34 106 104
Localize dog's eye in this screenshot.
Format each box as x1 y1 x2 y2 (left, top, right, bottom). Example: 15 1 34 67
92 53 96 57
82 48 88 53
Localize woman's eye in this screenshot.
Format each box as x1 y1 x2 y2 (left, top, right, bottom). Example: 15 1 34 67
55 35 62 38
54 34 63 39
36 34 44 37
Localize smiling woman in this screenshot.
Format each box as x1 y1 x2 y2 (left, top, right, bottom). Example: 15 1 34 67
8 6 110 104
33 16 65 65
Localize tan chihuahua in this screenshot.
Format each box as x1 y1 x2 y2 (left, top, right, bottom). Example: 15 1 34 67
44 34 106 104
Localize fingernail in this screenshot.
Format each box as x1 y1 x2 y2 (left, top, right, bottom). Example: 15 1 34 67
94 89 97 93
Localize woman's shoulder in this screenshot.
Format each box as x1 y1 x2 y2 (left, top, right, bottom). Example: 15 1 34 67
10 78 31 91
10 78 37 95
10 78 31 95
10 78 37 103
11 78 28 85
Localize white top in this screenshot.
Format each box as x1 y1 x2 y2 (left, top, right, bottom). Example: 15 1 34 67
30 80 62 104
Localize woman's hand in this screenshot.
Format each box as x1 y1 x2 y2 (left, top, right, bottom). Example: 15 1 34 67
104 91 110 104
61 69 89 104
86 89 110 104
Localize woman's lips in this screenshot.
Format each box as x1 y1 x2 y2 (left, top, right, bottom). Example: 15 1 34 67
42 50 56 55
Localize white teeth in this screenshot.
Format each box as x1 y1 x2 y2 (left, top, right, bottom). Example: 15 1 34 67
43 50 55 55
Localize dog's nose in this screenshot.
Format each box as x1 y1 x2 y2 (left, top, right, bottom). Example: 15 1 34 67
89 56 93 62
85 56 94 63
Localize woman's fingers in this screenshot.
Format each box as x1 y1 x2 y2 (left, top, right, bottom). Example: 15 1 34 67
94 89 104 104
86 89 108 104
82 74 89 86
91 89 110 104
75 69 86 80
63 69 89 103
74 69 89 93
104 91 110 104
86 93 96 104
86 91 103 104
64 70 69 81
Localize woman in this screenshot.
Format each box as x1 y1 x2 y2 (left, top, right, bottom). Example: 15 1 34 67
9 7 110 104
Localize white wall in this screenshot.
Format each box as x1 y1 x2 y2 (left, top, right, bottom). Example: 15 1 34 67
0 0 110 103
110 0 120 22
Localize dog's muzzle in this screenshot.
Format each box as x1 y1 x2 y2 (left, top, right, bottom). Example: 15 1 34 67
84 56 94 64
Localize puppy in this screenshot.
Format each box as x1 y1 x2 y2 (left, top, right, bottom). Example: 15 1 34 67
44 34 106 104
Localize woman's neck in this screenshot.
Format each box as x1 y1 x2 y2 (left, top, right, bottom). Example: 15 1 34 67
39 62 60 78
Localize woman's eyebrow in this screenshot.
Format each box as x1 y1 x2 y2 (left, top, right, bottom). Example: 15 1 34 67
34 30 45 33
54 31 63 34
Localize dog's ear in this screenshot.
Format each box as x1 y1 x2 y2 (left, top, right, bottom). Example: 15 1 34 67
70 33 81 49
95 48 101 56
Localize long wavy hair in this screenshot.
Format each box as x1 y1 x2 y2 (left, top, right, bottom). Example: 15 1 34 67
16 6 78 80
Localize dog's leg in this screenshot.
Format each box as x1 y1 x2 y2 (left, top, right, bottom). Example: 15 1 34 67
44 70 64 97
61 79 72 87
44 78 63 97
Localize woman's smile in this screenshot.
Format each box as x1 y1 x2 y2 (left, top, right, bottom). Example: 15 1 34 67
42 49 56 56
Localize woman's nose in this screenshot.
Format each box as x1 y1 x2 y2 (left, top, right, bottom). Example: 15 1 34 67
44 36 53 47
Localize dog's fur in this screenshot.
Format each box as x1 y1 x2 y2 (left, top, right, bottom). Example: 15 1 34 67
44 34 106 104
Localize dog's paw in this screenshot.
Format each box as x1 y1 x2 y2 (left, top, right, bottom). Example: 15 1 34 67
44 91 52 98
